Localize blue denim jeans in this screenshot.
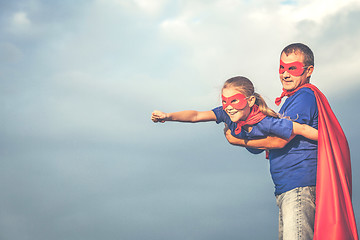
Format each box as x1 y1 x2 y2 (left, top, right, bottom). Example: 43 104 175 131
276 186 316 240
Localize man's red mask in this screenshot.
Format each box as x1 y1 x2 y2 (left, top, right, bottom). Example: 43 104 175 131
222 93 248 110
279 59 307 76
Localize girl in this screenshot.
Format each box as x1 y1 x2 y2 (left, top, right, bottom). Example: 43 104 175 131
151 76 317 148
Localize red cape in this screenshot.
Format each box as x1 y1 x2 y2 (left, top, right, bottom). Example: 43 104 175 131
305 84 358 240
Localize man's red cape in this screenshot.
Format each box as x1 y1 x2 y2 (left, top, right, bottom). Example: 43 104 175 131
305 84 358 240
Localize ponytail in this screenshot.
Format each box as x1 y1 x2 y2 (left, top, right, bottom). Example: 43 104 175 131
253 93 279 118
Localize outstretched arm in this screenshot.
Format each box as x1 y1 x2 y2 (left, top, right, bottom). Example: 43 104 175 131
151 110 217 123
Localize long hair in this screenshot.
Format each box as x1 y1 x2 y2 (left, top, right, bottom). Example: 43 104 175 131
222 76 278 118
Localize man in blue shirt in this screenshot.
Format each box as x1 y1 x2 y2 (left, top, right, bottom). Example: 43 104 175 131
225 43 317 240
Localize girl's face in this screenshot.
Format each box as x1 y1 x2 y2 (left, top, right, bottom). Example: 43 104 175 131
222 88 253 122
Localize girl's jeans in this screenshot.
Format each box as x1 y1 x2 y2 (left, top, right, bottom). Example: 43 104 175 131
276 186 316 240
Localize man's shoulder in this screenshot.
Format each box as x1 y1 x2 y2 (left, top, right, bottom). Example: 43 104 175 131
295 87 316 98
281 87 318 115
290 87 317 105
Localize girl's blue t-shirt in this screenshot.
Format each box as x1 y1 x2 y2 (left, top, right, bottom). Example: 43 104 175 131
212 106 293 154
213 89 318 196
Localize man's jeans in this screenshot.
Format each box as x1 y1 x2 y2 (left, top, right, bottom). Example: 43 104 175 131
276 186 316 240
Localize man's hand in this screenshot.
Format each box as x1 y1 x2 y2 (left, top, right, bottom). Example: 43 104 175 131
223 124 246 145
223 123 230 136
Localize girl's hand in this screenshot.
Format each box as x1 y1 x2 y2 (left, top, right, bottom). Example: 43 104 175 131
151 110 168 123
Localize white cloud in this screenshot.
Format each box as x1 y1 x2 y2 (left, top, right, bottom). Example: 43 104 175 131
13 12 31 26
95 0 167 15
10 11 32 34
288 0 360 23
133 0 167 14
158 0 360 100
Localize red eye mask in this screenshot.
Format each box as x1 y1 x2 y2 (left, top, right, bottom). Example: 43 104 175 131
222 93 248 110
279 59 307 76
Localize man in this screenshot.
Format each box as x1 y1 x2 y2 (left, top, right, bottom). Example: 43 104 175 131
270 43 317 240
224 43 358 240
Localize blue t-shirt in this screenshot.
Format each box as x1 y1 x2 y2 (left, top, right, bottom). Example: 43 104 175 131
212 106 293 154
269 88 318 195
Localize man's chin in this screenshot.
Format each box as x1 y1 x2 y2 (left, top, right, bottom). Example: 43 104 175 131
284 87 295 91
282 83 296 91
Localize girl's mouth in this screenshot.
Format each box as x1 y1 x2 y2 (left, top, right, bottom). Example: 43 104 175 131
227 111 239 116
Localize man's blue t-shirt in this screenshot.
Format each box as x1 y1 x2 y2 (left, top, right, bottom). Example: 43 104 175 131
269 88 318 195
212 106 293 154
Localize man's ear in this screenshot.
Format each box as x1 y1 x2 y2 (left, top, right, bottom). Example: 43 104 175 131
248 95 257 107
306 65 314 78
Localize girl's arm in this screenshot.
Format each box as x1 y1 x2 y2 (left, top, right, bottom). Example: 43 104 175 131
151 110 217 123
292 122 318 141
224 126 291 150
224 122 318 150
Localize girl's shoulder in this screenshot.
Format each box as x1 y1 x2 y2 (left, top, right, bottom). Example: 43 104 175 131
212 106 235 126
257 116 292 130
212 106 225 123
258 116 293 139
258 116 284 124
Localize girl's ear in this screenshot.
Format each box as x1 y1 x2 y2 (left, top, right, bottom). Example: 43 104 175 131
247 95 256 107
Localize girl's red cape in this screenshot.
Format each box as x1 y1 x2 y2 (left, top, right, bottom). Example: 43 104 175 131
306 84 358 240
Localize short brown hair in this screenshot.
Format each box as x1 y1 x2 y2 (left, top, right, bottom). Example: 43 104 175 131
281 43 314 67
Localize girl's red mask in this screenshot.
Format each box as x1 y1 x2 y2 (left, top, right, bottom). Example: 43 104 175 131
222 93 248 110
279 59 307 76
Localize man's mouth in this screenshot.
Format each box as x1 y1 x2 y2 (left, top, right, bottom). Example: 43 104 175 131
282 78 292 82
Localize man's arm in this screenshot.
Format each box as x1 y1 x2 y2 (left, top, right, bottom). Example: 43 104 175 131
224 127 295 149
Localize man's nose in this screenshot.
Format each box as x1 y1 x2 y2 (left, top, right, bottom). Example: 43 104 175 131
282 71 291 78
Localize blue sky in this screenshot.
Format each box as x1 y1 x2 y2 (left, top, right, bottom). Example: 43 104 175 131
1 0 360 239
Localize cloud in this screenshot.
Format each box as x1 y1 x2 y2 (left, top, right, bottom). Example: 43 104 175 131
158 0 360 104
286 0 360 23
95 0 168 15
133 0 168 14
13 11 31 25
7 11 32 35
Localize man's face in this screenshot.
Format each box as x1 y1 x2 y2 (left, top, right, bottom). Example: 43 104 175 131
279 52 313 91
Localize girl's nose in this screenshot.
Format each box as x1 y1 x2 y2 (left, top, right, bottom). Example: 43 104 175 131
225 105 234 111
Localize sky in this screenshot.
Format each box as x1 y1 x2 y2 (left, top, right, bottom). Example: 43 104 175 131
0 0 360 239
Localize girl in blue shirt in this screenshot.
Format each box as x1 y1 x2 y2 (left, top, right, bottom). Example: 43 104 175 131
151 76 318 143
